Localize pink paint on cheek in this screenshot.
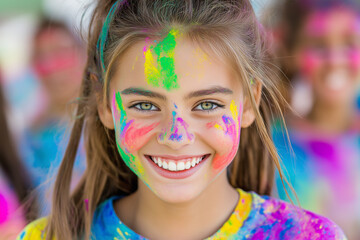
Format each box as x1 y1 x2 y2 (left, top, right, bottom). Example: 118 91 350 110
208 115 241 171
349 49 360 70
122 122 160 152
299 50 322 79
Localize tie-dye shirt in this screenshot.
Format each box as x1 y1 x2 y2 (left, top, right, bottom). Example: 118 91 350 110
17 188 346 240
272 117 360 239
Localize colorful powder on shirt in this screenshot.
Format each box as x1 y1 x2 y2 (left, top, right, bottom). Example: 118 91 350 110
144 29 181 91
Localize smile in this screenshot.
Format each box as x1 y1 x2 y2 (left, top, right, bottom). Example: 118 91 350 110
148 155 208 172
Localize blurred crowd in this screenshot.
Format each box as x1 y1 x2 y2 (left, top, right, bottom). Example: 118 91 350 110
0 0 359 239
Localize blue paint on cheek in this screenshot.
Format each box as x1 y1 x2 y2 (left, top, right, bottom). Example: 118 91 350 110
20 231 25 239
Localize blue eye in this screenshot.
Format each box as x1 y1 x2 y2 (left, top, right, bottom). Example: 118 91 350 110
193 101 224 111
130 102 159 111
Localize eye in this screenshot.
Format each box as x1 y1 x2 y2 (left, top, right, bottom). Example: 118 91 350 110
130 102 159 111
193 101 224 112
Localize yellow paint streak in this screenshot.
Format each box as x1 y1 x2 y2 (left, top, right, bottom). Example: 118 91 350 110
230 100 239 135
214 123 224 131
144 48 160 86
207 189 252 239
116 228 127 240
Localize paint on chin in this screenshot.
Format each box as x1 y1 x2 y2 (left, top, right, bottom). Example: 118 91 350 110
112 91 158 178
207 101 242 175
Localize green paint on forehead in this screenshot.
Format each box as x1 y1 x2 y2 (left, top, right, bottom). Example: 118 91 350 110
144 29 181 91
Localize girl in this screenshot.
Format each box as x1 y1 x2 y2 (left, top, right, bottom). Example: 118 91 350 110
18 0 346 239
272 0 360 238
20 18 86 216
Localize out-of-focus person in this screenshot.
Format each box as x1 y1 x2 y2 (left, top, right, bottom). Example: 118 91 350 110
20 18 86 216
0 69 38 240
271 0 360 238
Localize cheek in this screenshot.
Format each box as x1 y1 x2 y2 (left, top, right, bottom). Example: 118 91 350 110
348 49 360 70
206 102 242 174
122 121 160 152
298 50 323 79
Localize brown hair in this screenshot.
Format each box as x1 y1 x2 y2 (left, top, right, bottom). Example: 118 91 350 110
47 0 289 239
0 75 38 222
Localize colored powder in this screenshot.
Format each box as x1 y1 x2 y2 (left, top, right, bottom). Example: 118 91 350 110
123 122 160 151
208 101 242 171
112 91 144 177
144 29 180 91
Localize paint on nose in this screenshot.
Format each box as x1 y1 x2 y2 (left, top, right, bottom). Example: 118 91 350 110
159 111 194 143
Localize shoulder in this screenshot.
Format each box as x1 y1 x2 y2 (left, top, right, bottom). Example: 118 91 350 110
246 193 347 240
17 218 49 240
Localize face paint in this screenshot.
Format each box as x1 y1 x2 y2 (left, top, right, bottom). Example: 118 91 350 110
158 110 194 143
112 91 159 178
207 100 242 173
144 29 181 90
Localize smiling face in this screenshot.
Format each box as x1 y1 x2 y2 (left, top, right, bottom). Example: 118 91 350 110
295 7 360 106
101 33 250 202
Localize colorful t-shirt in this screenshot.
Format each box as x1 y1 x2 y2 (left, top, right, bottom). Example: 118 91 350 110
272 118 360 239
0 169 26 240
17 188 346 240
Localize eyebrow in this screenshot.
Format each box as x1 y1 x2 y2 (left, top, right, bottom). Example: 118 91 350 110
120 86 233 100
186 86 233 99
121 88 167 100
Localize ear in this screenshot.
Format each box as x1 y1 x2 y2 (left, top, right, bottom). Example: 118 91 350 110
241 80 262 128
97 93 115 129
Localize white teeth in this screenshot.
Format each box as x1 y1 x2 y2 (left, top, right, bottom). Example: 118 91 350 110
150 155 207 172
162 161 168 170
185 161 191 169
177 162 185 171
168 161 177 171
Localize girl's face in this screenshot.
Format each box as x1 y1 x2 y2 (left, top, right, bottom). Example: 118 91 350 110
104 32 249 202
295 7 360 106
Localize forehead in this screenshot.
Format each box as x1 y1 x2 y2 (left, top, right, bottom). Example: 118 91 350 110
112 37 241 93
303 7 360 37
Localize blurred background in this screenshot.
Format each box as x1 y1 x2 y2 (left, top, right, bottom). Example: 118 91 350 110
0 0 359 239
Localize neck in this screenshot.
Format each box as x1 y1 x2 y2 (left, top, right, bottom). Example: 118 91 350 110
307 99 354 134
116 172 238 240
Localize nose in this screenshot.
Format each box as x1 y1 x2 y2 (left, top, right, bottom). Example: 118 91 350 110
157 111 195 150
326 48 347 68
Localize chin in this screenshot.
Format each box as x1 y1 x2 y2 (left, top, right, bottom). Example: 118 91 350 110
152 183 208 204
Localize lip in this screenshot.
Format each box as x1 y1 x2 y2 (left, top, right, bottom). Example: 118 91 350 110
145 154 210 180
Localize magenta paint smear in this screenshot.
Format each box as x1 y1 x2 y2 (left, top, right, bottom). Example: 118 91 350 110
0 193 8 223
